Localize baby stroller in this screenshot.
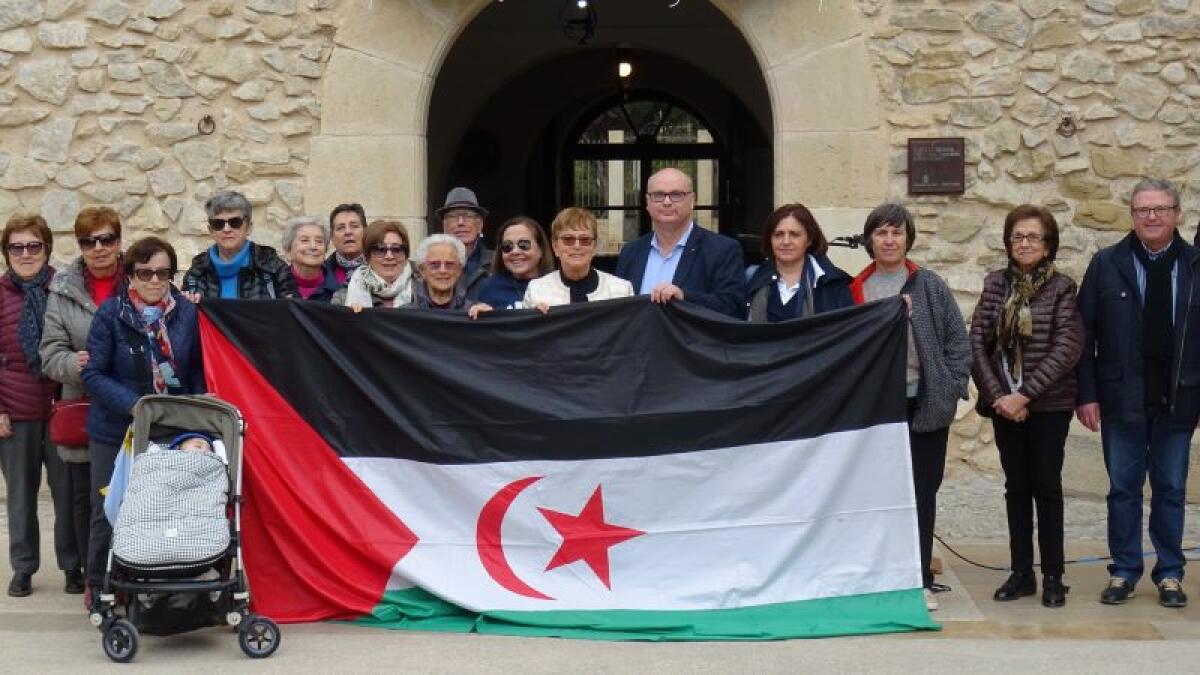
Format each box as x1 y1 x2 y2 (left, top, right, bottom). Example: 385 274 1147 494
89 394 280 662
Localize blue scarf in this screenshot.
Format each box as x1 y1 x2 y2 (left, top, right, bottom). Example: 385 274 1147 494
209 242 251 299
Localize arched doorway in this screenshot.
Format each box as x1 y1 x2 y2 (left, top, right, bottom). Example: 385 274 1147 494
426 1 772 261
308 0 886 260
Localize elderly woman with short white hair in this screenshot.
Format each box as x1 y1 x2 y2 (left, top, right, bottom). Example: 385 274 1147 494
282 216 334 302
407 234 469 310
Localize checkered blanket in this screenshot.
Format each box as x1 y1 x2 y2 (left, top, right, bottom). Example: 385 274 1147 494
111 450 230 571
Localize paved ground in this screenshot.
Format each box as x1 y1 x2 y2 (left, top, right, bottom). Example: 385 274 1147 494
3 488 1200 672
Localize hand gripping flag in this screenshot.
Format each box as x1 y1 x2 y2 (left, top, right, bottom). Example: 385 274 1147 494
198 296 937 640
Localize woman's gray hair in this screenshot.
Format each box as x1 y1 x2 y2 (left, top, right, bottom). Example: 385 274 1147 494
281 216 329 253
862 202 916 258
204 190 253 223
1131 178 1180 208
413 233 467 266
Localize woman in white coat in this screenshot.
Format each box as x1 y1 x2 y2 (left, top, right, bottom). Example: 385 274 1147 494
524 207 632 312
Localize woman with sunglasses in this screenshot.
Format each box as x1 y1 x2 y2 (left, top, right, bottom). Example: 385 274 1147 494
334 220 415 311
469 216 554 318
38 207 126 597
82 236 204 602
524 207 633 312
181 190 296 301
0 214 73 599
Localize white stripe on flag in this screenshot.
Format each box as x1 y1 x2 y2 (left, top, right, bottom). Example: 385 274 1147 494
344 422 920 612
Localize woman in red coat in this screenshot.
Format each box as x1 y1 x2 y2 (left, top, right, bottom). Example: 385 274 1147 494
0 214 75 598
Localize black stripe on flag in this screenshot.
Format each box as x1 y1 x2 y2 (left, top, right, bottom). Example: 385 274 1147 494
200 296 908 464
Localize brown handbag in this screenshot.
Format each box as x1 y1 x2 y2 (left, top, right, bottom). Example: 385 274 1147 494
49 398 90 448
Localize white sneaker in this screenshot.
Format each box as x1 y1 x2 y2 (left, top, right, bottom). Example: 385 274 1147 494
924 588 939 611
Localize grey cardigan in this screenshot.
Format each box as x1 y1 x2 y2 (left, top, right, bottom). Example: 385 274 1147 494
39 257 105 462
904 267 971 432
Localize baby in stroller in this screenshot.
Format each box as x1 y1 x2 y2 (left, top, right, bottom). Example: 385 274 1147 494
92 395 278 663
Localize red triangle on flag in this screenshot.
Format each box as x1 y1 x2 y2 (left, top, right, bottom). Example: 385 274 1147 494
199 313 419 622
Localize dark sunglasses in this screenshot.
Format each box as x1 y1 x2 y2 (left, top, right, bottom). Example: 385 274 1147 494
78 233 120 249
208 216 246 231
370 244 408 257
133 267 174 282
500 239 534 254
6 241 45 256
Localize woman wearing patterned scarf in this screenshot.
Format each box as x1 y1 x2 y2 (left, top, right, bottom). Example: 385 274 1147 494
0 214 73 599
82 236 205 603
333 220 414 311
970 205 1083 609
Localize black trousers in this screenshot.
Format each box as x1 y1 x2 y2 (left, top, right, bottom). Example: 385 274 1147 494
908 401 948 589
65 461 91 572
992 411 1070 577
86 440 121 590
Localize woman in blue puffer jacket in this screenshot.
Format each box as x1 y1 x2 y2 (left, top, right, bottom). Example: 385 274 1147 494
81 236 205 599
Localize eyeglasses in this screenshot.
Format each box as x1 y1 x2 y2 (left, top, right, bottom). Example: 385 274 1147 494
500 239 534 254
6 241 45 256
1009 233 1045 244
133 267 174 282
423 260 461 271
208 216 246 231
370 244 408 258
647 190 693 203
1132 205 1178 219
443 211 482 223
78 233 120 249
558 235 595 247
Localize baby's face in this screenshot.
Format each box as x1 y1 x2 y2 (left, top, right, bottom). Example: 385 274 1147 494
179 437 212 453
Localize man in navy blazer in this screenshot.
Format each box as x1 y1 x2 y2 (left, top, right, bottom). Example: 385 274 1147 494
615 168 745 318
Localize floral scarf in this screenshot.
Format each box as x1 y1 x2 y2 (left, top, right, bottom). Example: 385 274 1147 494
128 288 179 394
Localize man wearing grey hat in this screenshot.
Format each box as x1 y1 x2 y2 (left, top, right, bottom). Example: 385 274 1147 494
436 187 493 302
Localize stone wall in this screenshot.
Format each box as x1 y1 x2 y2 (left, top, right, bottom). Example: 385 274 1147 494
0 0 338 267
1 0 1198 495
860 0 1200 492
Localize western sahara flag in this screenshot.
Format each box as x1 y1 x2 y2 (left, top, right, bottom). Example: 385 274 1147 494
198 295 936 640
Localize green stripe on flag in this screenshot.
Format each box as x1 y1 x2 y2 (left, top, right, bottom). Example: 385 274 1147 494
353 588 939 640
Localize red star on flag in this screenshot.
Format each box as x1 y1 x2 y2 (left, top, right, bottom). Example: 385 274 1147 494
538 485 644 589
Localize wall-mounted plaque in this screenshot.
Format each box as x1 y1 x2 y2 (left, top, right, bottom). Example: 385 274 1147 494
908 138 965 195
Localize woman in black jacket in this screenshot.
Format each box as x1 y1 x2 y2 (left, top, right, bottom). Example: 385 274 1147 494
745 203 853 322
181 191 296 301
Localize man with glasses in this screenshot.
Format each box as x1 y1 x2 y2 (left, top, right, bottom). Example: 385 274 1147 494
182 190 296 301
1076 177 1199 608
615 167 744 318
436 187 492 302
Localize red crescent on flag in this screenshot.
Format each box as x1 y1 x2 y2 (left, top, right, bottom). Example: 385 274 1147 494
475 476 554 600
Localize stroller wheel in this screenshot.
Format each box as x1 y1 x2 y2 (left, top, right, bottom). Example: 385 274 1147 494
101 618 139 663
238 616 280 658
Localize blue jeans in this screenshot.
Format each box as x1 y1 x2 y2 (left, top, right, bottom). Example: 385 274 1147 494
1101 416 1192 585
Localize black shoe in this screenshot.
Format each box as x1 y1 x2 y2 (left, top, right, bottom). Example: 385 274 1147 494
1100 577 1135 604
1158 578 1188 608
63 570 84 595
993 572 1037 601
7 573 31 597
1042 576 1069 608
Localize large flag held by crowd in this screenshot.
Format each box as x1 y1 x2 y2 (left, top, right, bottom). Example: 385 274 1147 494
197 295 937 640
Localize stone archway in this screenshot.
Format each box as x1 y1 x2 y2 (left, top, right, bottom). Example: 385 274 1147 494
306 0 887 250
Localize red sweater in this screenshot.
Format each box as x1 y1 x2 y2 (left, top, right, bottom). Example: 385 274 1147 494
0 273 59 420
